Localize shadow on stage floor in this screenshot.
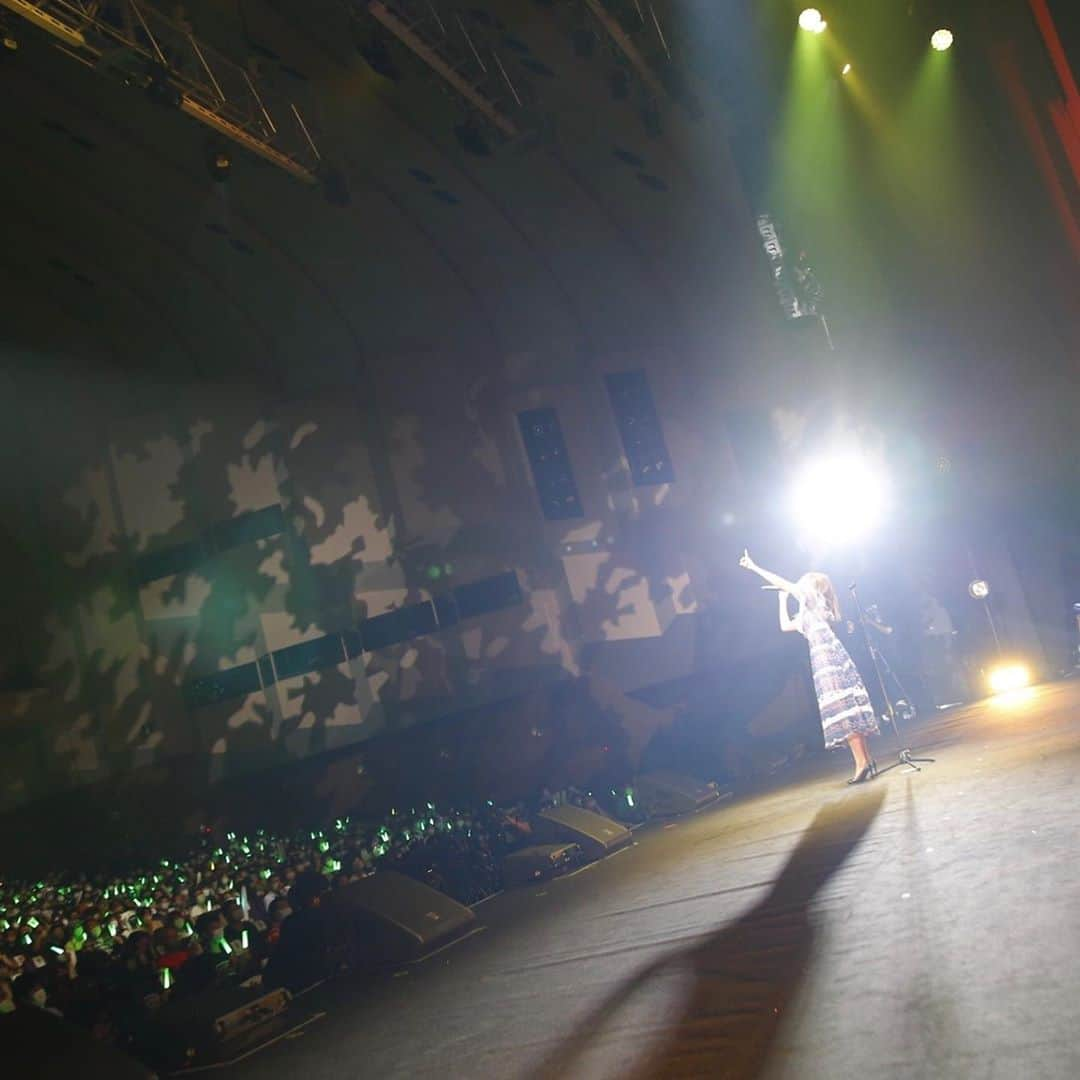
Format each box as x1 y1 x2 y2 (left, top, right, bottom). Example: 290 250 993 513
529 789 885 1080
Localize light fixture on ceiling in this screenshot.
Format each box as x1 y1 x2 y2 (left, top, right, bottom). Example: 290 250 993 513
930 28 954 52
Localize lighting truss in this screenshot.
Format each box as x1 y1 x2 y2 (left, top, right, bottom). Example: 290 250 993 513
583 0 668 100
358 1 521 138
0 0 320 182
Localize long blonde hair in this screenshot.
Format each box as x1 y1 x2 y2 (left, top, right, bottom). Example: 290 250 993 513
797 572 842 623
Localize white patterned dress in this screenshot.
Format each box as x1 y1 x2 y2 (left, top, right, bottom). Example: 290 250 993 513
797 592 879 748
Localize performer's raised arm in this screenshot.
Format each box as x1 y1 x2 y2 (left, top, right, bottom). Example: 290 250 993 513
738 549 799 594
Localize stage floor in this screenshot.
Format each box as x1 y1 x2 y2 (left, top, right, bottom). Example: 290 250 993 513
225 680 1080 1080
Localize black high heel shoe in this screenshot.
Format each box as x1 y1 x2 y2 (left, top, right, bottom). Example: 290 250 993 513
847 764 873 785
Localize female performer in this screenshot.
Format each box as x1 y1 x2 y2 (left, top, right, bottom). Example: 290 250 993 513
739 550 879 784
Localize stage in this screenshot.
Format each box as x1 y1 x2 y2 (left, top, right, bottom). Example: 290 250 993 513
223 680 1080 1079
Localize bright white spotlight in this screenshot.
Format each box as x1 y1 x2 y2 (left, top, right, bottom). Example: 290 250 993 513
931 28 954 52
968 579 990 600
799 9 826 34
789 452 889 548
988 663 1030 695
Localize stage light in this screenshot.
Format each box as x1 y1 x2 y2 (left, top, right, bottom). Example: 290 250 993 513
204 138 232 182
842 63 852 76
930 29 954 52
1 14 17 51
789 451 889 548
968 579 990 599
988 663 1030 695
799 9 826 34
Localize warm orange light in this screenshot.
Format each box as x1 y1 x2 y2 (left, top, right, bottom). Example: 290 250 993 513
988 663 1031 694
990 686 1037 710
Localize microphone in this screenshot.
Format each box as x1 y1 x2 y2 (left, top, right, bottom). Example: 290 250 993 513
760 585 785 592
847 581 857 593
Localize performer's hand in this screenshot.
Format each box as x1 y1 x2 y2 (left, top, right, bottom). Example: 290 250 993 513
738 548 755 571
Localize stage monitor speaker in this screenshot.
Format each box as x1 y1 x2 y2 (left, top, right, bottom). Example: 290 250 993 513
324 870 476 966
637 770 723 817
535 805 632 860
141 984 291 1070
502 842 583 888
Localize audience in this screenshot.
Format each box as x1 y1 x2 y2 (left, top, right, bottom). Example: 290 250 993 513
0 776 653 1059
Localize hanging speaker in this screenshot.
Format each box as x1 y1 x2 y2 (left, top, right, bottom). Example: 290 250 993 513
517 408 584 520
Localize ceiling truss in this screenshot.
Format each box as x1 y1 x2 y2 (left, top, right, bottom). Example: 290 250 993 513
0 0 321 182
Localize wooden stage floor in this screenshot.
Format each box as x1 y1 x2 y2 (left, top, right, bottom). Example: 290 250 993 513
225 679 1080 1080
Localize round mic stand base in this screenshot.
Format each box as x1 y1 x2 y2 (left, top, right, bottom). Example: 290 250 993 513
891 745 936 774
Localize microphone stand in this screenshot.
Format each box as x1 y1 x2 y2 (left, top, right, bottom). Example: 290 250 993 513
848 581 934 775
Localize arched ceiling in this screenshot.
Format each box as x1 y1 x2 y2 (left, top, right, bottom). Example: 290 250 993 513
0 0 775 401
